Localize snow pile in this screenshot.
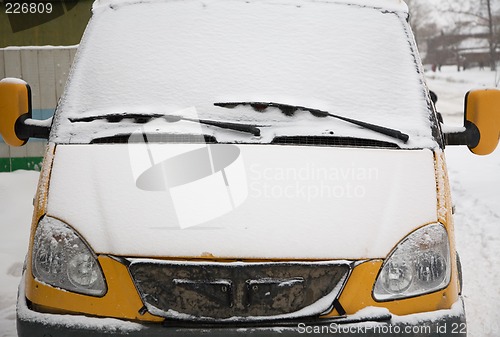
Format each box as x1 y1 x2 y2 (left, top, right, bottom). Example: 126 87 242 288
0 170 39 337
16 277 143 330
16 276 142 332
426 66 500 89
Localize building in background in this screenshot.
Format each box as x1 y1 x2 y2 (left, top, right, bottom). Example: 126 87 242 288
0 0 92 47
0 0 92 171
425 33 499 70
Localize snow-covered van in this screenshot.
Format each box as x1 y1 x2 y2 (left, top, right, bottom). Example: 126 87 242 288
1 0 499 336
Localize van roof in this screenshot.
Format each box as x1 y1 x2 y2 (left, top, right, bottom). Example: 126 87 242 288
92 0 409 13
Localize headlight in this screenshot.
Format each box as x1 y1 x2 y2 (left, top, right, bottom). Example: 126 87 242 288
32 216 107 296
373 223 451 301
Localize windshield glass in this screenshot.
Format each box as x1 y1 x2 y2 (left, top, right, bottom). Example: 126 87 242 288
52 0 437 148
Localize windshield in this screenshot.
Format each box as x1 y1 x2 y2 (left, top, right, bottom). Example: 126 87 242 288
52 0 437 148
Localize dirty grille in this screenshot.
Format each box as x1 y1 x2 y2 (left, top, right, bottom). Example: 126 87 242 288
128 260 350 321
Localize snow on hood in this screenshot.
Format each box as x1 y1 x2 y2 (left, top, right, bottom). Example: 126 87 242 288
52 0 435 148
46 144 438 259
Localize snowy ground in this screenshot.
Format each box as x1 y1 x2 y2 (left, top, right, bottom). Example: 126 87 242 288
427 66 500 337
0 66 498 336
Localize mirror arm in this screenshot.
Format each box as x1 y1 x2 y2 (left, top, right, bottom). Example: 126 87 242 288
445 121 480 148
15 114 51 140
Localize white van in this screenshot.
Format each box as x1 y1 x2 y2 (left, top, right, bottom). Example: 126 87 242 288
1 0 499 336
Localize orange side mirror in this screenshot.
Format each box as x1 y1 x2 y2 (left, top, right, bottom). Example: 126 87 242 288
0 78 32 147
464 89 500 155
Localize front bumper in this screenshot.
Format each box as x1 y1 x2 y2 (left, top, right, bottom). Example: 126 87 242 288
17 279 467 337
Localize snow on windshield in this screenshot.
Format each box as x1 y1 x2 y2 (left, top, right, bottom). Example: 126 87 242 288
52 0 436 148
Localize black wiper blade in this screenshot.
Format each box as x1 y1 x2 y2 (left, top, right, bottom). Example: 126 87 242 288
69 113 164 123
91 133 218 144
192 119 261 136
214 102 409 143
69 113 261 136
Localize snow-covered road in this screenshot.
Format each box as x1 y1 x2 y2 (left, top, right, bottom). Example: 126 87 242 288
446 147 500 337
0 67 498 336
0 171 38 337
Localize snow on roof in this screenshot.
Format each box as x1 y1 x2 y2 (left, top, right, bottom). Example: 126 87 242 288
93 0 409 13
457 37 490 51
0 45 78 51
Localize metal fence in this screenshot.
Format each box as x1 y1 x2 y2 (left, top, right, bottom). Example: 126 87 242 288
0 45 77 171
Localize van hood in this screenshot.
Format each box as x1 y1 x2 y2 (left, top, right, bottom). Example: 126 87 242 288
46 144 438 259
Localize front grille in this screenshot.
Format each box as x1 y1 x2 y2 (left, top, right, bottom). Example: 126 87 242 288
128 260 351 321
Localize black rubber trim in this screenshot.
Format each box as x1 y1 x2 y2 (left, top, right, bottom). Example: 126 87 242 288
332 298 347 316
15 115 51 141
14 113 30 143
445 121 480 147
13 84 51 141
12 84 32 144
17 292 467 337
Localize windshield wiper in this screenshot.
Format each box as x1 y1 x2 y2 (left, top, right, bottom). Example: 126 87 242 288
69 113 261 136
214 102 409 143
